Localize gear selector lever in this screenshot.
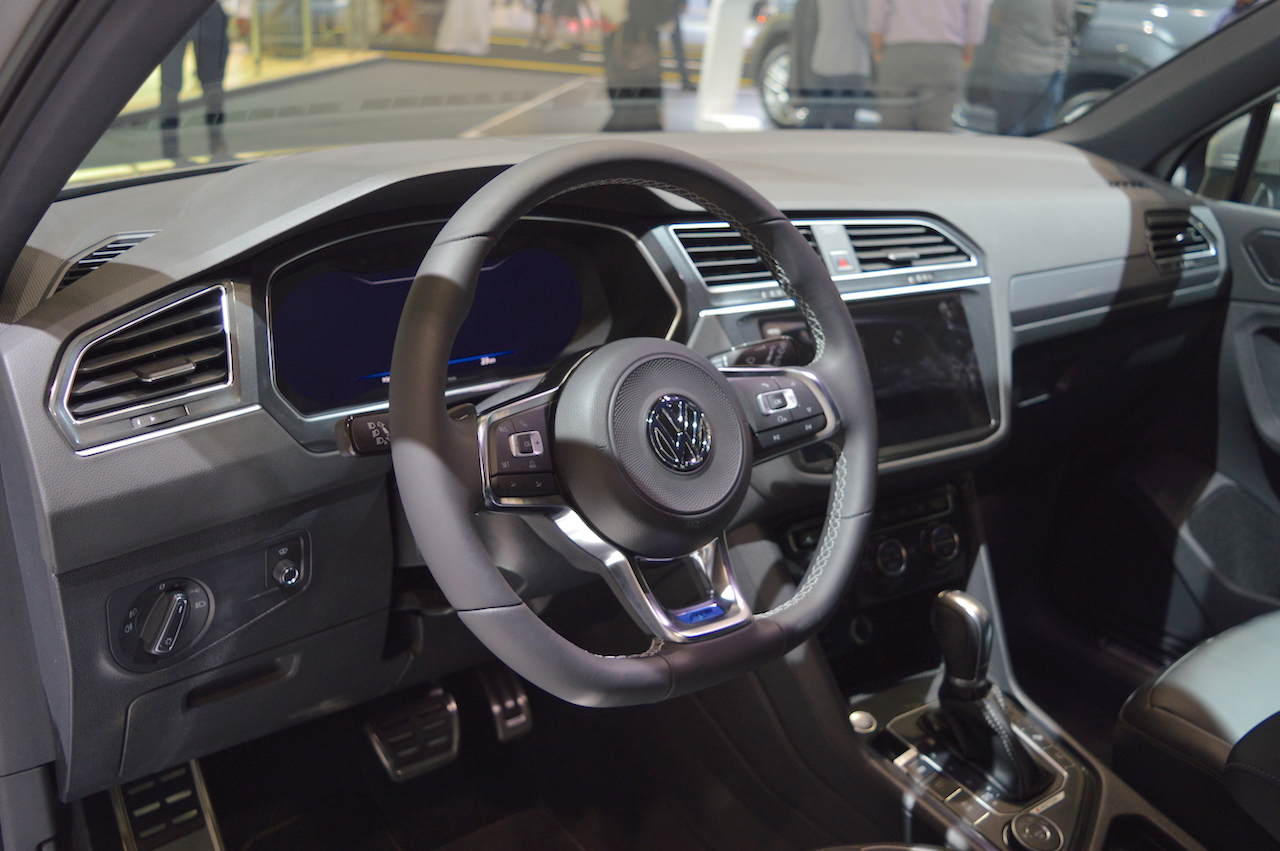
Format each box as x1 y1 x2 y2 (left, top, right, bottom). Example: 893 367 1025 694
926 591 1050 802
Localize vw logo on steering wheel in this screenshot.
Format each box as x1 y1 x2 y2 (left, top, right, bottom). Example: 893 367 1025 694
646 395 712 473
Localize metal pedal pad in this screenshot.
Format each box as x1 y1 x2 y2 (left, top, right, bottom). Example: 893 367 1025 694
365 686 460 781
477 662 533 742
109 760 224 851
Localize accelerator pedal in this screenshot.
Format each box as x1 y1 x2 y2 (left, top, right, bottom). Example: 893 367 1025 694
477 662 533 742
365 686 460 781
109 760 224 851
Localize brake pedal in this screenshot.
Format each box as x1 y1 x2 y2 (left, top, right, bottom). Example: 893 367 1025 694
365 686 460 781
109 760 224 851
477 662 533 742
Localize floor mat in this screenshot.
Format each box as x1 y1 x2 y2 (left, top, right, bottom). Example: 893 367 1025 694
430 809 584 851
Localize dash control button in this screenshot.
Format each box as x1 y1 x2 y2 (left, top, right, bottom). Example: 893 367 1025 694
1009 813 1064 851
265 537 305 589
492 473 559 498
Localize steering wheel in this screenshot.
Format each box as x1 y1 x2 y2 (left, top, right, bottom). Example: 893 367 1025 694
389 140 877 707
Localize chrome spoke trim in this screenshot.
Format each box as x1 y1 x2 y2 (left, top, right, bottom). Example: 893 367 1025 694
552 511 753 643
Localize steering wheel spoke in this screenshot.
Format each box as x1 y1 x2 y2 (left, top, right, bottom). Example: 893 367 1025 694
477 387 567 509
723 365 841 463
551 511 752 643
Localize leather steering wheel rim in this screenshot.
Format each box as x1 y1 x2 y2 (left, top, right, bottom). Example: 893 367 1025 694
390 139 877 707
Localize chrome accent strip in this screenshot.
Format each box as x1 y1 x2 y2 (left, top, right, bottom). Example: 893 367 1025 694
670 217 980 292
698 276 993 317
552 512 753 643
50 282 246 450
74 405 262 456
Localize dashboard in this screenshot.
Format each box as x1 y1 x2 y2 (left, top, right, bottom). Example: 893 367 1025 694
1 131 1226 800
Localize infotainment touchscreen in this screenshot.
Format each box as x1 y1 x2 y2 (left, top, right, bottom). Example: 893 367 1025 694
272 246 582 415
760 295 994 452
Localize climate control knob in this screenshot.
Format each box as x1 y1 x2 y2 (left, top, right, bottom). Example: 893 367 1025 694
922 523 961 564
874 538 908 577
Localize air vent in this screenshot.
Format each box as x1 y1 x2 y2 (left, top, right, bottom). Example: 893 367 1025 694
673 223 818 289
65 288 230 421
844 222 972 272
55 232 156 293
1145 211 1216 274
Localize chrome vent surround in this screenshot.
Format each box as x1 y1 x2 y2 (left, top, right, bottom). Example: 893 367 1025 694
669 223 818 290
1145 210 1217 274
843 222 971 272
671 217 975 291
54 232 156 294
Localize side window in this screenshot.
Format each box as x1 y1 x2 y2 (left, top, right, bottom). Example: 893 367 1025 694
1179 96 1279 210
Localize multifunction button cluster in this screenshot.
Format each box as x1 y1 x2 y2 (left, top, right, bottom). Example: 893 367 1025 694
487 405 559 499
727 374 828 453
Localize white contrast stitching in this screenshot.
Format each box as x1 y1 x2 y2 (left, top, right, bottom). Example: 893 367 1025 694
763 451 849 618
603 638 667 660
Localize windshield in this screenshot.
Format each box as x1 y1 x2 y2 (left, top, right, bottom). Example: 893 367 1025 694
70 0 1260 188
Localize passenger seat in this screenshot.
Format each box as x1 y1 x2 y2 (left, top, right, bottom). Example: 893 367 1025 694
1113 609 1280 851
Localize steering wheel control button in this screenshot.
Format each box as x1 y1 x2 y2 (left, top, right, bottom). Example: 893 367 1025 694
753 414 828 451
120 578 212 663
490 407 553 474
646 394 713 473
492 473 559 498
757 388 798 415
730 375 795 432
508 431 544 458
773 375 825 420
1009 813 1064 851
265 536 306 589
875 538 909 577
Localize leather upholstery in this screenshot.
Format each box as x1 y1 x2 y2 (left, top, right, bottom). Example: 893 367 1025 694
1118 608 1280 774
1225 711 1280 842
1114 610 1280 851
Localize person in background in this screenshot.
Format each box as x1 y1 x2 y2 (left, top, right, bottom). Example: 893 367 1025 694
599 0 664 130
158 1 245 161
868 0 990 131
664 0 694 91
791 0 872 128
987 0 1074 135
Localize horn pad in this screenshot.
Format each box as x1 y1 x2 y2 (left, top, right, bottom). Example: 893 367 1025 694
553 338 753 558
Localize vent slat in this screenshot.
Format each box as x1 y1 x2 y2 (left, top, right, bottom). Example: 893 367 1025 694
66 289 230 421
675 219 971 287
69 370 229 418
108 300 222 347
1145 211 1215 273
55 233 156 293
674 224 817 288
78 325 224 375
846 222 971 271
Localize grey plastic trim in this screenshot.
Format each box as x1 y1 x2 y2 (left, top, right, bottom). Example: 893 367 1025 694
73 404 262 456
41 230 158 301
48 282 254 450
670 216 979 294
699 275 993 317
